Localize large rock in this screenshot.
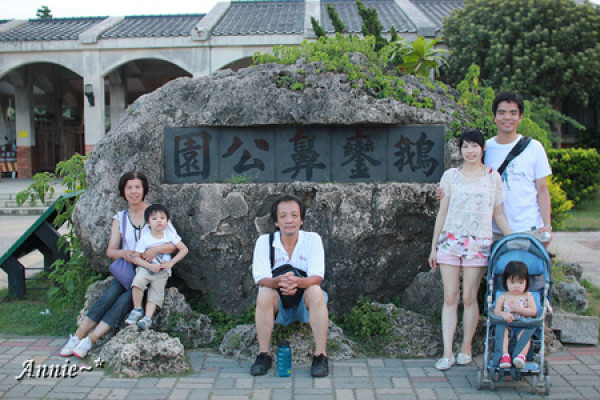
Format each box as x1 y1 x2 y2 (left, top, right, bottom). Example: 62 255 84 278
152 288 216 348
73 57 464 315
549 310 599 345
96 325 189 377
401 269 444 315
219 321 355 363
79 279 215 349
552 280 588 312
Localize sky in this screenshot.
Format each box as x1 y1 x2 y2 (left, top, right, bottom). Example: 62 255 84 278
3 0 599 19
3 0 221 19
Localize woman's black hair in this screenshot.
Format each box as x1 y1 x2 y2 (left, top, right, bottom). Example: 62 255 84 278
144 203 170 224
118 171 149 200
458 129 486 164
503 261 529 291
270 194 306 229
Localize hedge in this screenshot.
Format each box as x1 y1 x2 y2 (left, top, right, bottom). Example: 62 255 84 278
548 148 600 205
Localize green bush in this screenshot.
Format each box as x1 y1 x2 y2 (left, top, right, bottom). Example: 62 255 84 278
342 297 394 341
547 176 573 231
16 154 101 310
548 148 600 205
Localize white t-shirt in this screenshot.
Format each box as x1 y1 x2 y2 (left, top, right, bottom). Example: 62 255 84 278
135 230 181 276
252 230 325 285
484 135 552 233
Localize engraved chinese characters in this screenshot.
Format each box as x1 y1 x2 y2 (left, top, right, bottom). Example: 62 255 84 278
164 126 443 183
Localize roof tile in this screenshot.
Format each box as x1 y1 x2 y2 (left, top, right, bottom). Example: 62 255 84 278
100 14 205 39
212 1 305 36
321 0 417 33
408 0 464 29
0 17 106 41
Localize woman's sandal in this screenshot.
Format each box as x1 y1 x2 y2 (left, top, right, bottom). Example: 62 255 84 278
434 356 456 371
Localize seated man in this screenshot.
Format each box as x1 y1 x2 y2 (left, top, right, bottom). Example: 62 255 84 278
250 194 329 377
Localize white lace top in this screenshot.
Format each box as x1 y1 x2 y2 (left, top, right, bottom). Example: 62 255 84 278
440 167 505 239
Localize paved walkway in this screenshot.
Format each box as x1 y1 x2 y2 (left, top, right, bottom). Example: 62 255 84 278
0 336 599 399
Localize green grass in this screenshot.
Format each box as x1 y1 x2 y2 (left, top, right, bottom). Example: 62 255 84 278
560 192 600 232
0 277 77 336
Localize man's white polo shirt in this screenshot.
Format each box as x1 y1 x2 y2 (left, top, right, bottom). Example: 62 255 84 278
252 230 325 285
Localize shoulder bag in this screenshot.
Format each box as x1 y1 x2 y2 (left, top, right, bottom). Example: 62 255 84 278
108 209 136 290
269 232 307 309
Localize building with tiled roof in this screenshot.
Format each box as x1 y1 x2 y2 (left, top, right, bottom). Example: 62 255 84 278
0 0 465 178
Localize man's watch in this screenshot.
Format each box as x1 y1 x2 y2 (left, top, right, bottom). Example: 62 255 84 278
542 224 552 231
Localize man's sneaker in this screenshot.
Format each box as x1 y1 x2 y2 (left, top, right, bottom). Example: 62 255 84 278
125 308 143 325
137 316 152 331
499 354 512 368
250 352 273 376
59 335 80 357
72 337 92 359
311 354 329 377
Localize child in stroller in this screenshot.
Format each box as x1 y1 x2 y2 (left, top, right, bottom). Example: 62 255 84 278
494 261 538 369
477 233 552 394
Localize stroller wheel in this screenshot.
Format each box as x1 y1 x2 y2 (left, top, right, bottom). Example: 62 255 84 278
531 375 538 393
544 360 550 376
476 370 482 390
489 374 496 391
544 375 551 395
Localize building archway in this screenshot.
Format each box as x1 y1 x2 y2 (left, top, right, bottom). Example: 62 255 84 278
103 58 193 130
0 62 84 176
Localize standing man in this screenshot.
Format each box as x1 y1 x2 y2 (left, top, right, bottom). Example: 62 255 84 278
250 194 330 377
485 91 553 243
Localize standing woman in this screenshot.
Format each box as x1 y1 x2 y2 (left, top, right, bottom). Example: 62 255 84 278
429 130 512 370
59 171 177 358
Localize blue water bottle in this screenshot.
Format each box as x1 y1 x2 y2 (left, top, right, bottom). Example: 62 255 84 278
277 340 292 377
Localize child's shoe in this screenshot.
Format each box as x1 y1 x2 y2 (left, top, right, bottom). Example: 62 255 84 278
72 337 92 359
499 354 512 368
137 316 152 330
513 354 526 369
59 334 81 357
125 308 143 325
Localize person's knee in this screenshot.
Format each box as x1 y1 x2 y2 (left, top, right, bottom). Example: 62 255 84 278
462 291 477 307
444 287 460 306
256 288 278 310
304 285 325 309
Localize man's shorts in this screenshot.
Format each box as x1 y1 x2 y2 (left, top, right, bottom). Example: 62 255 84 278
132 267 168 307
275 289 328 326
436 249 488 267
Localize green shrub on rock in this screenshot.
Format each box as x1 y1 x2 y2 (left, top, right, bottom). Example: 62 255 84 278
548 148 600 205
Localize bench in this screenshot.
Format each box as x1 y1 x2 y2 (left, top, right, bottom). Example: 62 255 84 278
0 191 82 298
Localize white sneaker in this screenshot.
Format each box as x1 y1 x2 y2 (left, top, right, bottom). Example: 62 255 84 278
72 337 92 359
59 335 81 357
434 355 456 371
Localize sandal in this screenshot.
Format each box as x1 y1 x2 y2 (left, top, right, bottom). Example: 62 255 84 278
456 352 472 365
434 356 455 371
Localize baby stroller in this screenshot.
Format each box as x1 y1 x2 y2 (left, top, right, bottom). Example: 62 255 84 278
476 233 552 394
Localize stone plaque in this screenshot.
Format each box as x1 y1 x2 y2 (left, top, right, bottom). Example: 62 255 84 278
164 125 444 183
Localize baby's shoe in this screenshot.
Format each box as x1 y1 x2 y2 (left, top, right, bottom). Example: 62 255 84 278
125 308 143 325
499 354 512 368
137 316 152 331
513 354 526 369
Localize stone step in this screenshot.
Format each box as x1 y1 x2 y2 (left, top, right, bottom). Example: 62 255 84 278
0 207 48 216
0 191 66 216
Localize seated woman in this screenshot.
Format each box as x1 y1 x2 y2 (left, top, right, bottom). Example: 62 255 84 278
59 171 178 358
